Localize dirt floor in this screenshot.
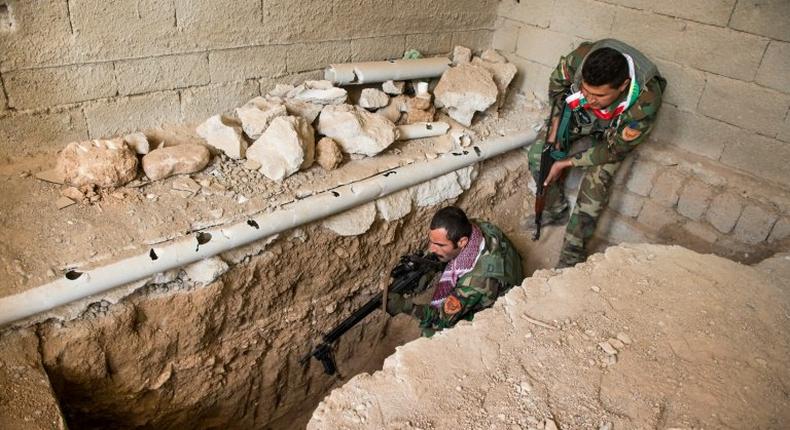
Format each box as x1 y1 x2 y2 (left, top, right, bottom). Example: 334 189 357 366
309 244 790 429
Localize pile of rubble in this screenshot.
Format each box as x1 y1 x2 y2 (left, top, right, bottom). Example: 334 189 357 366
46 46 517 206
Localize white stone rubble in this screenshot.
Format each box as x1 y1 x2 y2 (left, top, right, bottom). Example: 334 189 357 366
287 80 347 105
246 116 315 181
472 57 517 108
142 144 211 181
322 202 377 236
434 64 498 126
358 88 390 109
183 257 229 285
480 48 507 64
196 115 247 159
376 189 413 221
123 132 150 155
318 104 397 157
56 139 138 188
452 45 472 65
382 80 405 95
236 97 287 140
413 166 476 207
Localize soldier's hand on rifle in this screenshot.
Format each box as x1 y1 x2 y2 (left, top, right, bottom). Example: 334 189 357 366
543 159 573 186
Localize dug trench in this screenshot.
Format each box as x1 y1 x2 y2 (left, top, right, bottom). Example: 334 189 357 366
18 151 562 430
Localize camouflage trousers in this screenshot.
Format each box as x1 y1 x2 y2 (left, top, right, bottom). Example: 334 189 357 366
527 138 620 267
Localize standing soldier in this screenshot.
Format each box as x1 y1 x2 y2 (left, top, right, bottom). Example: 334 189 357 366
526 39 666 268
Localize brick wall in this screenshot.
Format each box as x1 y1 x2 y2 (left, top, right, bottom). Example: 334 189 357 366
0 0 497 157
495 0 790 259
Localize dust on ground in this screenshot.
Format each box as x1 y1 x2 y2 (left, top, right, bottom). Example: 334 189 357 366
309 244 790 429
0 94 546 298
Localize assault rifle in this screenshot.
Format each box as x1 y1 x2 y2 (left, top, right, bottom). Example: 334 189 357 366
299 252 445 375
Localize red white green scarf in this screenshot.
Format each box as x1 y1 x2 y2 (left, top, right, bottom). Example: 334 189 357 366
565 53 639 121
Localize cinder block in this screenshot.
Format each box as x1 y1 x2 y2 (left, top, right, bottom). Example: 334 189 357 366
0 0 76 71
0 107 88 157
259 0 340 43
649 170 685 208
610 8 685 67
497 0 554 28
768 216 790 242
706 192 744 233
180 81 260 124
516 26 582 68
609 188 645 218
699 74 789 137
779 113 790 143
405 33 453 56
504 53 552 100
612 154 635 185
4 63 117 110
643 0 736 27
624 160 661 196
733 205 779 245
550 0 616 40
653 59 705 111
677 180 713 221
651 105 726 161
209 45 287 83
84 92 182 138
175 0 261 48
597 210 650 244
676 22 767 82
719 130 790 188
452 30 494 53
350 36 407 62
756 41 790 92
637 200 682 233
730 0 790 42
116 53 209 95
493 18 519 54
287 40 351 73
683 221 720 245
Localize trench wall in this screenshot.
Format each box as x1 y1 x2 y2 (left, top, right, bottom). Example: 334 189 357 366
0 0 497 158
495 0 790 261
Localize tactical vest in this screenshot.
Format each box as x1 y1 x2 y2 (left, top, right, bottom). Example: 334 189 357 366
565 39 664 141
456 221 523 291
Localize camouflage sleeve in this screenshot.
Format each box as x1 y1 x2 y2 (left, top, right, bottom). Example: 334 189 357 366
570 78 664 167
411 277 503 333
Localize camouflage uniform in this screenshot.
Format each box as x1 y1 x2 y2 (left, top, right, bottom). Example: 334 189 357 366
387 221 523 337
527 39 666 267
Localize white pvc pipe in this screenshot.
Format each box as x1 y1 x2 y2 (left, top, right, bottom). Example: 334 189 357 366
325 57 451 85
0 131 536 326
397 122 450 140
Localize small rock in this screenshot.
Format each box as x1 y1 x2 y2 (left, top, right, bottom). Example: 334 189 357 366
382 80 405 95
376 95 407 124
61 187 85 202
142 144 211 181
55 196 76 209
316 137 343 170
358 88 390 109
287 80 347 105
599 422 613 430
236 97 288 140
598 341 618 355
196 115 247 159
608 338 625 350
268 84 294 98
243 159 262 171
247 116 315 181
318 104 397 156
604 354 618 366
56 139 138 188
171 176 201 194
434 64 498 126
544 419 558 430
616 332 632 345
590 285 601 293
452 45 472 65
123 132 150 155
407 94 432 111
480 49 507 64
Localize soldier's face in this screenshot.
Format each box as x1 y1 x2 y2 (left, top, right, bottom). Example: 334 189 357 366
428 228 469 262
580 79 630 109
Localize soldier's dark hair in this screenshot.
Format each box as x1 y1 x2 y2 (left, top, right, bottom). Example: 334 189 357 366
582 47 629 88
430 206 472 245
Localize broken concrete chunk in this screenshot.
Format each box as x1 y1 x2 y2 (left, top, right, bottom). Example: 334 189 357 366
472 57 517 108
283 99 323 124
56 139 138 188
123 132 150 155
316 137 343 170
376 95 407 124
236 97 288 140
382 80 405 95
608 338 625 350
322 202 377 236
246 116 315 181
452 45 472 65
376 189 413 222
480 49 507 64
434 64 498 126
598 341 618 355
287 80 347 105
318 104 397 157
616 332 633 345
196 115 247 159
142 144 211 181
268 84 294 98
358 88 390 110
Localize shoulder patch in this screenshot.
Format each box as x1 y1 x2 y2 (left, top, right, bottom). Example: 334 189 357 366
443 295 462 316
622 126 642 141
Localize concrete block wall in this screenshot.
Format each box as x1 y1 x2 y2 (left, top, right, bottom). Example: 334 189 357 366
0 0 497 158
496 0 790 259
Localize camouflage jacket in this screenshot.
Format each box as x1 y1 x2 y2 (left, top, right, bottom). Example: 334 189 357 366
387 221 523 337
548 40 666 167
